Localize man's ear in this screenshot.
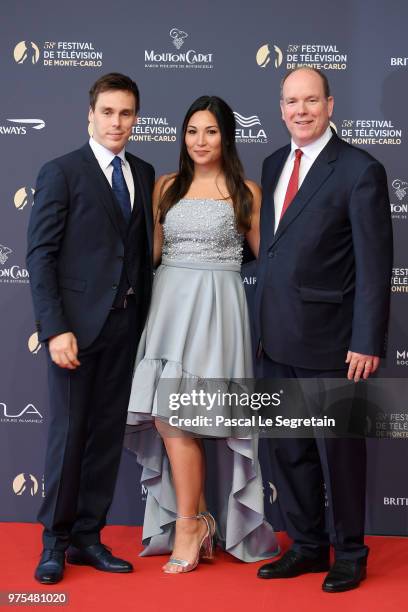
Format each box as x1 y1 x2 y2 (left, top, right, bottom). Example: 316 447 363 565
327 96 334 118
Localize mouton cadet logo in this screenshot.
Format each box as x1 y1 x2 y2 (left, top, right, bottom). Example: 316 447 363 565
144 27 214 69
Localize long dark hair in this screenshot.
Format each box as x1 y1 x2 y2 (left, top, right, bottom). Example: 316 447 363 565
159 95 252 232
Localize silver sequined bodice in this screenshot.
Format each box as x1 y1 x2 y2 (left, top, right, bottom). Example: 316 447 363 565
162 199 243 265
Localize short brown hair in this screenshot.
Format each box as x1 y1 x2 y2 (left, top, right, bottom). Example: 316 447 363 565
280 67 331 99
89 72 140 112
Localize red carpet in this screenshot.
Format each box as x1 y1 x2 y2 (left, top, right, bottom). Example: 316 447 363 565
0 524 406 612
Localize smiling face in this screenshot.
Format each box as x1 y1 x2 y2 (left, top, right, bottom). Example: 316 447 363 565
184 110 222 167
88 89 137 154
280 69 334 147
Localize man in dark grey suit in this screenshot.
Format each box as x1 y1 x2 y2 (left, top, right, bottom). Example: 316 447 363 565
27 73 154 584
255 68 392 592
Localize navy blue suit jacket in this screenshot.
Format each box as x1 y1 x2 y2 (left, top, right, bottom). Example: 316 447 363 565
255 132 393 370
27 143 154 348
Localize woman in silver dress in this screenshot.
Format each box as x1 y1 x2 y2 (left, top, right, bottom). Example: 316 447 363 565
127 96 278 573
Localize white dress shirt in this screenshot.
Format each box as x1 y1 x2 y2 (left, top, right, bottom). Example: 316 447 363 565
273 126 333 232
89 137 135 208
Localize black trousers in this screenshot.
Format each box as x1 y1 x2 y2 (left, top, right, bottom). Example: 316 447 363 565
258 353 368 561
39 301 141 550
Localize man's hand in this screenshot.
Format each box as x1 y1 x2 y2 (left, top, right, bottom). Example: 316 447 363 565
346 351 379 382
49 332 80 369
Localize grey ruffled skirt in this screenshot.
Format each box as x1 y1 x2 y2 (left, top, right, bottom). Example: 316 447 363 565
126 259 279 562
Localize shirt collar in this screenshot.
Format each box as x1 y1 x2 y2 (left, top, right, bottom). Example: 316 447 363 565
290 125 333 160
89 137 127 169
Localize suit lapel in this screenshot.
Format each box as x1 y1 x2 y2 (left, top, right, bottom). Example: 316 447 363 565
127 153 153 255
263 145 290 235
80 144 126 241
264 146 290 196
270 133 340 247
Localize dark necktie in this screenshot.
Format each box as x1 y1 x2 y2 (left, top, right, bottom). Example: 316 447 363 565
111 156 131 223
280 148 303 221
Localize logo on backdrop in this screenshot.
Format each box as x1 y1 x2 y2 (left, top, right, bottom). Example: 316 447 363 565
256 44 283 68
129 116 177 143
390 55 408 67
384 496 408 505
14 187 35 211
234 112 268 144
391 267 408 294
13 40 103 68
14 41 40 64
9 119 44 130
256 42 348 71
268 481 278 504
329 121 338 133
0 119 45 136
396 349 408 366
170 28 188 49
0 243 29 284
0 245 12 264
390 179 408 220
144 27 214 69
28 332 42 355
392 179 408 201
375 410 408 439
12 473 39 496
1 402 43 424
339 119 403 146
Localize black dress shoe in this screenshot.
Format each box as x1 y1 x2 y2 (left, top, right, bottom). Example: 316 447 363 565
66 544 133 573
322 558 367 592
258 550 330 579
34 549 65 584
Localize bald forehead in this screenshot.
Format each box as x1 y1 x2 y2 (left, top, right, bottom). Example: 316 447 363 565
282 69 327 99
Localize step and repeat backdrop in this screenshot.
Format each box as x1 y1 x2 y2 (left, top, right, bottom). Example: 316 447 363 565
0 0 407 535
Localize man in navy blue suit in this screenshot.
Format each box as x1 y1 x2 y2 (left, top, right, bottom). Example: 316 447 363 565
27 73 154 584
255 68 392 592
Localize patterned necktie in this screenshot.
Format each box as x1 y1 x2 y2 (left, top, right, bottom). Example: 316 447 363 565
279 148 303 221
111 156 131 223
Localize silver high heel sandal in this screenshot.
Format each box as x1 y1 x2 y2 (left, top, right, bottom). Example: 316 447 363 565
164 514 212 574
199 511 216 560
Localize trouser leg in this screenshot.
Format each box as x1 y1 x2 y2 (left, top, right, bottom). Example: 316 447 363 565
70 304 140 546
